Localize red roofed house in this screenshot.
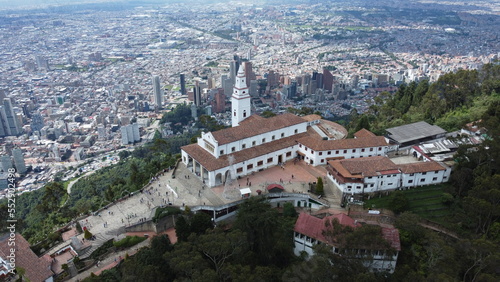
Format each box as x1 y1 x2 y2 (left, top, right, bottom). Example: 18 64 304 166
326 156 450 197
0 233 54 282
293 213 401 273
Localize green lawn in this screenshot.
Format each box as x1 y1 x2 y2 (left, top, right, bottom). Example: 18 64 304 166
364 184 452 223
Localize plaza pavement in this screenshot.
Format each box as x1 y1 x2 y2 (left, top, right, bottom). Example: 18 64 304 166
66 160 342 279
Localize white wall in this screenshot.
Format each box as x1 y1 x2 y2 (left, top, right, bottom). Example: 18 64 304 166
298 144 388 166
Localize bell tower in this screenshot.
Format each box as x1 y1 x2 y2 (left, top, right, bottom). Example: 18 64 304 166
231 65 251 127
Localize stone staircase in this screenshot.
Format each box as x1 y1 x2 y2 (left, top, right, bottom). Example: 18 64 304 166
78 233 111 259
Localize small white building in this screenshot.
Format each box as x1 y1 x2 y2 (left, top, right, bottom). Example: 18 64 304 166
293 213 401 273
326 156 451 195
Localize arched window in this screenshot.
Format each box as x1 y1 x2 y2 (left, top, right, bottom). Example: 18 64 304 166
243 110 247 117
234 111 236 116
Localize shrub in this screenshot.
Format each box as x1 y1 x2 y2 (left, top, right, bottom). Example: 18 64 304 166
113 236 147 248
84 229 93 240
316 177 324 196
388 191 410 214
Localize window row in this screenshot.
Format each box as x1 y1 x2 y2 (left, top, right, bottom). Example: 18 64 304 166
233 153 292 174
219 130 299 155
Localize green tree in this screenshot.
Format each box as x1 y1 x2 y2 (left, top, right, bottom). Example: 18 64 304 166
84 229 93 239
388 191 409 214
233 198 294 267
261 110 276 118
175 216 191 242
354 114 371 132
195 229 247 278
283 202 297 218
190 212 213 235
315 177 324 196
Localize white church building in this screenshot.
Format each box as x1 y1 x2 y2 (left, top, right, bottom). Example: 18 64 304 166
180 65 450 190
181 65 389 187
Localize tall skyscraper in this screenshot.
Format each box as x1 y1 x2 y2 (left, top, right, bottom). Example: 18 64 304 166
249 80 258 97
0 98 21 136
323 68 334 92
120 126 129 145
12 148 26 174
221 75 233 96
244 61 255 88
229 61 239 86
180 74 186 95
312 72 324 89
214 89 226 113
302 73 311 95
152 76 162 109
193 81 206 107
231 65 251 127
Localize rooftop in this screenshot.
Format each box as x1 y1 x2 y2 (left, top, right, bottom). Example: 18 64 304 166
386 121 446 144
0 233 53 282
210 113 306 145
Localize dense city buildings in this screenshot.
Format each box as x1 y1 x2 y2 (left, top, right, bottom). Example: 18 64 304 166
0 0 497 195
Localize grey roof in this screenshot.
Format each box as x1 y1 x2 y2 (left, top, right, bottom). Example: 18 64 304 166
386 121 446 144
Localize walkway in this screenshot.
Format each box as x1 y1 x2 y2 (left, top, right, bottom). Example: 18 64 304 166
58 159 341 281
69 237 151 282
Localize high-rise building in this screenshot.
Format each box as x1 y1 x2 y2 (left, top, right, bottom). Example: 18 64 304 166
97 124 107 140
12 148 26 174
231 65 251 127
312 72 324 89
302 74 311 95
0 155 12 172
152 76 162 109
120 126 129 145
0 98 21 136
120 124 139 145
221 75 233 96
193 81 206 107
214 89 226 113
180 74 186 95
229 61 239 86
35 55 49 71
249 80 258 97
207 77 215 89
323 68 334 92
244 61 255 87
290 81 297 98
267 70 279 88
132 123 140 142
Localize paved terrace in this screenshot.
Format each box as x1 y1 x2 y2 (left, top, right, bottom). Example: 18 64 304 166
57 160 340 279
75 160 339 243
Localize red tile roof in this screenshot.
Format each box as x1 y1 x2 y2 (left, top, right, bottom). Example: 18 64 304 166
0 233 54 282
266 184 284 191
294 213 401 251
328 156 399 178
182 132 308 171
398 161 446 174
297 135 388 151
294 213 360 244
382 227 401 251
211 113 306 145
301 114 322 122
354 128 376 138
